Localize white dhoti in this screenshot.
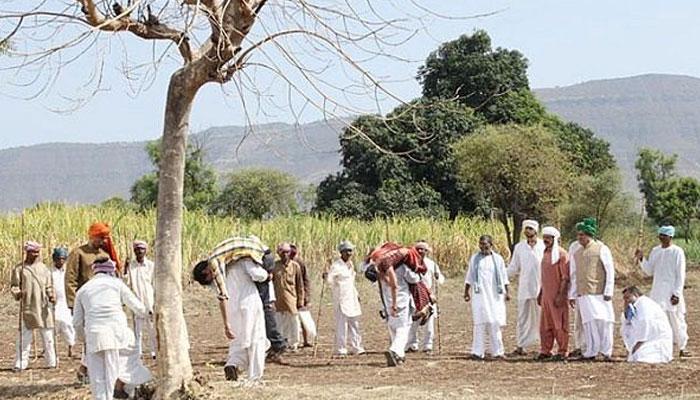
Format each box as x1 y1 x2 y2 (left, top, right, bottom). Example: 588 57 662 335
578 295 614 358
628 339 673 364
15 326 56 370
573 305 586 352
118 345 152 386
275 312 300 349
407 313 436 351
472 323 505 357
666 309 689 351
85 349 120 400
516 298 540 349
334 307 364 355
387 314 412 359
298 310 317 345
55 318 76 347
134 317 157 357
226 338 269 381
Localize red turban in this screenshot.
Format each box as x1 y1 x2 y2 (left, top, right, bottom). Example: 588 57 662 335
88 222 121 272
88 222 111 238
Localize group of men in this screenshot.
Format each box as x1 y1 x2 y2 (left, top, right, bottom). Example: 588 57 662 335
10 223 157 399
469 217 689 364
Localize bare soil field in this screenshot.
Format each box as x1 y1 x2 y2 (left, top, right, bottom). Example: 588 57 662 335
1 269 698 399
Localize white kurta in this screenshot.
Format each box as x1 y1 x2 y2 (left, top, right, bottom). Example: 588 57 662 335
224 258 271 380
407 257 444 351
465 253 509 327
507 240 544 349
621 296 673 364
52 266 76 346
327 259 364 355
127 259 156 357
381 264 420 358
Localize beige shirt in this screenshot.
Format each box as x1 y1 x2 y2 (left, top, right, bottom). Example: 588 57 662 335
11 262 54 329
65 243 109 307
272 260 304 314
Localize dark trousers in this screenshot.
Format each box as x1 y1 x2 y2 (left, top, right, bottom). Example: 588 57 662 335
264 303 287 352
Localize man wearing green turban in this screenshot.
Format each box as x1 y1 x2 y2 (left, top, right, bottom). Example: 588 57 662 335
568 218 616 361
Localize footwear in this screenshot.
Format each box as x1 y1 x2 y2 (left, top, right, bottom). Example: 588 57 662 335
580 356 596 362
384 350 400 367
569 349 583 358
535 353 552 361
302 343 313 348
508 347 526 357
469 354 485 361
423 349 433 356
351 349 366 356
113 389 130 399
602 355 614 363
490 355 506 361
151 352 156 360
680 350 691 358
405 347 418 353
224 365 239 381
551 354 567 362
76 369 90 385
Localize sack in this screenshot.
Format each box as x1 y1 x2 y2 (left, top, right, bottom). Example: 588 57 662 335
364 264 378 282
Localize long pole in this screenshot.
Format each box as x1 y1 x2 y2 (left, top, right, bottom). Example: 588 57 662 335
51 272 59 368
312 278 326 358
17 213 25 372
636 197 646 249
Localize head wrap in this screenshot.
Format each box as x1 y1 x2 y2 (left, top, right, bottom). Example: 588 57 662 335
575 217 598 237
522 219 539 232
542 226 561 264
52 247 68 259
658 225 675 238
277 242 292 254
92 258 116 274
87 222 121 272
338 240 355 252
133 240 148 250
24 241 42 252
414 241 432 252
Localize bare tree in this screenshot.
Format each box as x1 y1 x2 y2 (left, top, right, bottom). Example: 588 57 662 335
1 1 482 397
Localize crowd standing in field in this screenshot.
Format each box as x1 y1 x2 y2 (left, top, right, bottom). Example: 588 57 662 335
7 218 691 399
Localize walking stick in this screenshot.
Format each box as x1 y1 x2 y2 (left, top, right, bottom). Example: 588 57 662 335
51 272 59 368
634 197 647 264
312 277 326 358
17 212 25 372
435 274 442 356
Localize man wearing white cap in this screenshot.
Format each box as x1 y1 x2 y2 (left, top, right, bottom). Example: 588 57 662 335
507 219 545 356
406 240 444 354
326 240 365 356
537 227 570 361
11 241 57 371
125 240 156 359
635 225 689 357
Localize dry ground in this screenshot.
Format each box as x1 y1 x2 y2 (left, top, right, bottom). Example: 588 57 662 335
1 269 699 399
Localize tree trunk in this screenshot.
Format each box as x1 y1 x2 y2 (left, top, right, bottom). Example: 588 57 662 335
511 214 523 253
154 67 201 399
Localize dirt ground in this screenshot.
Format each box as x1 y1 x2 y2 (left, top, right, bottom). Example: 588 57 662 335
1 268 699 400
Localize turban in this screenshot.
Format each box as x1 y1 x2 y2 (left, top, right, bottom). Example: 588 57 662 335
542 226 561 264
338 240 355 252
414 241 432 252
576 217 598 237
658 225 675 237
52 247 68 259
24 241 42 252
133 240 148 250
522 219 539 232
277 242 292 254
88 222 111 238
92 258 116 274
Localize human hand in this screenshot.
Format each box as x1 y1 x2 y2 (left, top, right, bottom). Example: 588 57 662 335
634 249 644 262
391 304 398 318
224 325 235 340
670 295 680 306
505 293 511 302
569 299 576 308
603 295 612 302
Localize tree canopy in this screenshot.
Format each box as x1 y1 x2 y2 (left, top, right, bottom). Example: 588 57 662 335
213 168 300 219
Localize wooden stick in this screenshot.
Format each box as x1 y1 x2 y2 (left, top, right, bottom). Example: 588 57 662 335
17 212 25 372
312 278 326 358
636 197 647 249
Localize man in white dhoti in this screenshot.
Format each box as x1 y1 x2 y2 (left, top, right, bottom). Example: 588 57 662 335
51 247 76 359
635 225 690 357
73 258 151 400
272 243 305 351
568 217 615 361
464 235 510 360
11 241 57 371
381 261 421 366
406 241 444 354
621 286 673 364
507 219 544 356
125 240 156 360
326 241 365 357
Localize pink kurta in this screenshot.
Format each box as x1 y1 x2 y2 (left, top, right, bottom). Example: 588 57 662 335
540 247 570 355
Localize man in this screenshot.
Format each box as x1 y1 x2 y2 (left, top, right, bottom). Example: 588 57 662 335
125 240 156 360
381 260 421 367
406 240 444 354
568 217 615 361
51 247 76 359
272 243 305 351
507 219 545 356
326 241 365 357
290 243 316 348
537 227 570 361
258 248 288 361
73 258 151 400
621 286 673 364
635 225 689 357
11 241 57 371
464 235 510 360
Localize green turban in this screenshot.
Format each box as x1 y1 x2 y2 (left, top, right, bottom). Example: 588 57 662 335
576 217 598 237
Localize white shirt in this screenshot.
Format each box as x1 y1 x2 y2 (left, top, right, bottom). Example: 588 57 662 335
621 296 673 363
51 266 72 324
641 244 686 313
381 264 420 329
421 257 445 291
507 239 545 301
465 253 509 326
568 240 615 323
73 274 147 354
327 259 362 318
126 258 155 313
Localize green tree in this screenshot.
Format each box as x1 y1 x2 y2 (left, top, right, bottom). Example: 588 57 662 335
635 148 678 222
544 116 616 176
454 124 572 249
131 140 218 211
655 177 700 237
213 168 300 219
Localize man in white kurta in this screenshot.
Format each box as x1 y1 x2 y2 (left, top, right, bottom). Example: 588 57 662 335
464 235 510 360
507 220 544 355
635 225 689 357
51 247 76 358
221 258 271 381
621 286 673 364
407 241 444 353
568 218 615 361
73 259 151 400
126 240 156 359
381 263 420 366
326 241 365 356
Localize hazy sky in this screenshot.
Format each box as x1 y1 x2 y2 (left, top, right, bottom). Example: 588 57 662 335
1 0 699 149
